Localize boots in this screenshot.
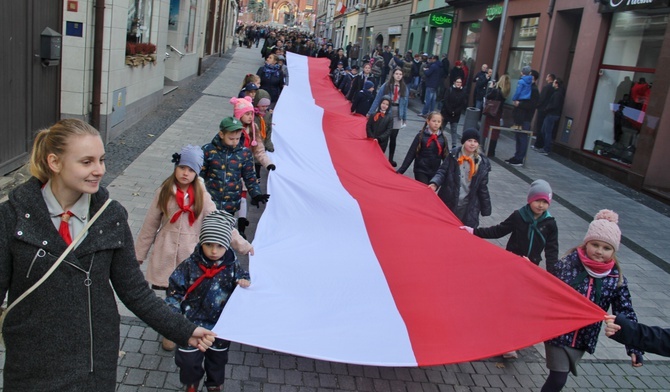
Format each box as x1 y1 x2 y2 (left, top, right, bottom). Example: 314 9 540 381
487 140 498 158
162 337 176 351
237 217 249 239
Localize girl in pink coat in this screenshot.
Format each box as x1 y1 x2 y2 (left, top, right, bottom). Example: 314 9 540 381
134 145 252 350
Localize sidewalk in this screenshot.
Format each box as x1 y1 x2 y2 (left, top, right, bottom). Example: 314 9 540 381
2 47 670 391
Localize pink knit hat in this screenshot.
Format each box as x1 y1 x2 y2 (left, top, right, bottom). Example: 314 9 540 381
583 209 621 251
230 96 254 119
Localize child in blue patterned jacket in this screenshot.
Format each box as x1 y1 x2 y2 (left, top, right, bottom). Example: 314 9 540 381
200 116 269 216
541 209 643 392
166 210 251 392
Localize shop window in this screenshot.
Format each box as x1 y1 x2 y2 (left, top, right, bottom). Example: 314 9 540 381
505 16 539 104
127 0 153 44
458 22 481 87
584 11 665 166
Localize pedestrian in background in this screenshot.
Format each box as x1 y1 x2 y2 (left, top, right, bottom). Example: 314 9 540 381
366 96 393 153
134 145 252 350
166 211 251 392
0 119 214 391
506 69 540 166
541 210 644 392
367 68 409 167
351 80 376 116
481 74 511 158
533 73 556 150
419 55 444 117
441 77 468 149
429 128 492 228
397 111 447 184
539 78 565 155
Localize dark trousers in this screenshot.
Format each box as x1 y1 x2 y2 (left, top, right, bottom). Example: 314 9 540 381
388 128 400 162
414 172 432 184
176 338 231 388
513 121 532 161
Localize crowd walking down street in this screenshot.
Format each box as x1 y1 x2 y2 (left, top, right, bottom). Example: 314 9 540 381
2 44 670 392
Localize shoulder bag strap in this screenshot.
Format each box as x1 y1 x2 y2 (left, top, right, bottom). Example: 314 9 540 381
1 199 113 321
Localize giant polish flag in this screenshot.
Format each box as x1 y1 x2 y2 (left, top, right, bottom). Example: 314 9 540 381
215 52 605 366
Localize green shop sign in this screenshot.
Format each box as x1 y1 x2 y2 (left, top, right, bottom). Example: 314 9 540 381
486 3 503 21
429 13 454 27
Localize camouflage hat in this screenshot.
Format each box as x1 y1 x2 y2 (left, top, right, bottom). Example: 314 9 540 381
219 116 244 132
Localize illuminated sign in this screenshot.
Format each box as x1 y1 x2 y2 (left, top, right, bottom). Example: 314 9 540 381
428 13 454 27
486 3 503 21
599 0 670 12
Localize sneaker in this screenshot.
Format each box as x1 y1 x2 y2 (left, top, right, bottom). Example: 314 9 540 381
510 160 523 167
530 145 536 150
539 151 549 156
418 113 425 117
504 158 516 164
503 350 518 359
206 386 222 391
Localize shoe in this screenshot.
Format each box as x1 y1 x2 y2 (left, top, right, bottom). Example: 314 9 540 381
503 351 518 359
390 160 397 167
530 145 536 150
539 151 549 156
206 386 222 391
162 338 176 351
418 113 425 117
185 385 198 392
510 160 523 167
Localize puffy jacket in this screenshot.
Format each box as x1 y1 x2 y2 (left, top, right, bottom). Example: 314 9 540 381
546 250 644 357
429 147 492 228
166 246 250 330
201 134 261 214
397 129 447 178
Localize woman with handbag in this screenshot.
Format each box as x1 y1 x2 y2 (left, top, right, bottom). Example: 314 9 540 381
0 119 216 391
482 74 511 157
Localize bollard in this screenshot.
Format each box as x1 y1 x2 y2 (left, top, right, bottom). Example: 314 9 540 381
463 107 481 131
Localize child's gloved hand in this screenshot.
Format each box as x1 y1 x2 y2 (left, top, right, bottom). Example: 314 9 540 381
251 194 270 207
459 226 474 234
237 279 251 288
267 164 276 171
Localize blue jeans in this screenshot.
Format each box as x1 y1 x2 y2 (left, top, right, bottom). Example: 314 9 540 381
475 99 483 110
542 115 560 153
421 87 436 115
412 76 420 90
513 121 531 161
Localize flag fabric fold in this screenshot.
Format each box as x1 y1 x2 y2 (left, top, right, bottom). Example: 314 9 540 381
214 52 605 367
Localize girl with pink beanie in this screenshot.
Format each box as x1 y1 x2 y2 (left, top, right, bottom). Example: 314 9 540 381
229 96 276 236
541 209 644 392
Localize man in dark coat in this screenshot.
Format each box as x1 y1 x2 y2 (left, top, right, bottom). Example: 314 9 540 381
533 73 556 149
539 78 565 154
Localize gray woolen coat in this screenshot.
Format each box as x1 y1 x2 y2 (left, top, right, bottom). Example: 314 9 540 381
0 178 196 391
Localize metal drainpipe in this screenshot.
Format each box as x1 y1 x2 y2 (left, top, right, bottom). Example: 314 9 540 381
547 0 556 17
91 0 105 130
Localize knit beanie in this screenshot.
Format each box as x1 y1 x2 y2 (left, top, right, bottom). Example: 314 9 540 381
364 80 375 90
257 97 271 107
527 179 552 205
461 128 481 144
172 145 203 173
200 210 236 249
521 65 531 75
230 96 255 119
583 209 621 251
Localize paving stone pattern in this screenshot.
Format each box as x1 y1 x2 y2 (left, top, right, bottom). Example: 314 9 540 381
2 45 670 391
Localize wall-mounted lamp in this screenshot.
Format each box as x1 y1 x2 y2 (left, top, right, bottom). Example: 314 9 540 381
40 27 62 67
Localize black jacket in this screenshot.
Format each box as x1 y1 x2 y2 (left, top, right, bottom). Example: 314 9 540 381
441 87 468 123
351 90 375 116
429 147 492 228
474 209 558 265
397 129 448 178
611 314 670 357
545 87 565 116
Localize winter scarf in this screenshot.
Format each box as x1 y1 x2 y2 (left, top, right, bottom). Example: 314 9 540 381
518 204 551 257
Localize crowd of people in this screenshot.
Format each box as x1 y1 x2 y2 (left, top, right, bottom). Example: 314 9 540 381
0 28 664 392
